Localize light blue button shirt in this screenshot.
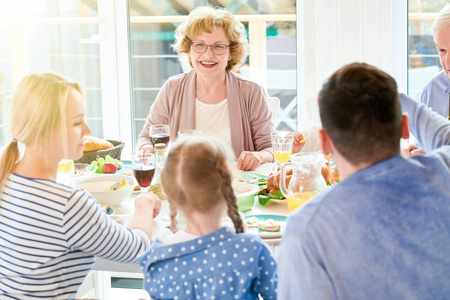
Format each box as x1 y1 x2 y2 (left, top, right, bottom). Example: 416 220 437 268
418 70 450 118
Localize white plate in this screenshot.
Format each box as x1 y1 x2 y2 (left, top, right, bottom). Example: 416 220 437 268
245 214 287 239
254 163 276 177
269 199 288 205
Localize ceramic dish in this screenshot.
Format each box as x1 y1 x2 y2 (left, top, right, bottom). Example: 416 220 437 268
269 198 288 205
68 174 136 207
244 214 287 239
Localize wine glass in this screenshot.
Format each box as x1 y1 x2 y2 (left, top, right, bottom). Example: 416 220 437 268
132 153 156 193
150 124 170 148
270 131 294 168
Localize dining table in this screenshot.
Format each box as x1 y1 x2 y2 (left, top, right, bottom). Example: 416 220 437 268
77 162 289 298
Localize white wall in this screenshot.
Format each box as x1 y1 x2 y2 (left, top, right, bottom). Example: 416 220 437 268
297 0 407 129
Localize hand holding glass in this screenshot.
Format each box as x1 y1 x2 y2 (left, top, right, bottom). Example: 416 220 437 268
150 124 170 148
132 153 156 193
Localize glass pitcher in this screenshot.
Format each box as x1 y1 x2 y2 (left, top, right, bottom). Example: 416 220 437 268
280 152 327 212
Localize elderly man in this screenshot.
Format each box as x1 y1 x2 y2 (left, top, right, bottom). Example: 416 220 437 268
278 63 450 299
418 3 450 119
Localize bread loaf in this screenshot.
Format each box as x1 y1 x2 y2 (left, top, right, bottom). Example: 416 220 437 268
83 136 113 152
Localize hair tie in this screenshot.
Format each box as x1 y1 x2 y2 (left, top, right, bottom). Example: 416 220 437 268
12 138 18 143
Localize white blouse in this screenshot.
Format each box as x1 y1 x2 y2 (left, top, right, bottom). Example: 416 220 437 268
195 98 232 149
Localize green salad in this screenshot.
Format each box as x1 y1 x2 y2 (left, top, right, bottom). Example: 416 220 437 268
233 171 285 206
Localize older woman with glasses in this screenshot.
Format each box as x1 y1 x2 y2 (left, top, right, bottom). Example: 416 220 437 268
137 6 275 171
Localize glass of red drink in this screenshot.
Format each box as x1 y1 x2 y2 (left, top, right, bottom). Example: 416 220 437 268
150 124 170 148
132 153 156 193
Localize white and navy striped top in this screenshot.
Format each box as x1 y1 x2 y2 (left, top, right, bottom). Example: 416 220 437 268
0 173 150 299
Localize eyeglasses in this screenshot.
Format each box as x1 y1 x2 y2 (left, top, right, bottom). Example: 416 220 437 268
191 42 230 55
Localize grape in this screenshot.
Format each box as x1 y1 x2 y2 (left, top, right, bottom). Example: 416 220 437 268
88 156 122 174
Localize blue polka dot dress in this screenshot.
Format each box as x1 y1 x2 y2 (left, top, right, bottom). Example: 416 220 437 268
138 227 278 299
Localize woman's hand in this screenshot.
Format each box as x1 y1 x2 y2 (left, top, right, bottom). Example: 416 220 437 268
140 144 155 155
237 151 264 171
237 150 273 171
292 132 307 154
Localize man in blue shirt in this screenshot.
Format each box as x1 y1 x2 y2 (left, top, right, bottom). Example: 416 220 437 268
418 4 450 120
278 62 450 300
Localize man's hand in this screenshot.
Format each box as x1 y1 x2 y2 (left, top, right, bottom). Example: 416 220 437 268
401 144 425 158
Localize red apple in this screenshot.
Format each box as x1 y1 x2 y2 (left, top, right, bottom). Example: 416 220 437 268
102 162 117 174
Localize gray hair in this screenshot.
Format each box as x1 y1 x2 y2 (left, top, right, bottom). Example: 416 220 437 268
431 4 450 39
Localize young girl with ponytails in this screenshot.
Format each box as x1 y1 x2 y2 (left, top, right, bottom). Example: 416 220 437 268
138 136 278 299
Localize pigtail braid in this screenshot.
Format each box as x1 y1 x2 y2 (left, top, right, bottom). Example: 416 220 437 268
218 168 244 233
169 201 179 233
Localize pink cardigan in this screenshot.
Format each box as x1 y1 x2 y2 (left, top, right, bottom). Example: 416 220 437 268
137 70 275 159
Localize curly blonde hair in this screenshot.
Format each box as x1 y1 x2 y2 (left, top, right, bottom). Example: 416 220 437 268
172 6 248 72
161 136 244 234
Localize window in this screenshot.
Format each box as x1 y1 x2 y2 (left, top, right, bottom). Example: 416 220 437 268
128 0 298 147
408 0 448 97
0 0 104 148
1 0 297 155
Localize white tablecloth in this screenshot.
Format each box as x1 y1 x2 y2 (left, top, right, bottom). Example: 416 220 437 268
93 163 288 272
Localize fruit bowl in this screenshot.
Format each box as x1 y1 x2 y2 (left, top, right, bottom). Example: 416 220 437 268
233 182 259 212
67 174 136 207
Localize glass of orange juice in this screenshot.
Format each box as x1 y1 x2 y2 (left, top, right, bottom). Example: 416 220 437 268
271 131 294 167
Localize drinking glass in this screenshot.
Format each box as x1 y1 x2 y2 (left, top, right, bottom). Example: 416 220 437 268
271 131 294 167
150 124 170 148
132 153 156 193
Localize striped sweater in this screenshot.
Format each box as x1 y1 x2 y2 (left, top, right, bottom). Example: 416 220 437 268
0 173 150 299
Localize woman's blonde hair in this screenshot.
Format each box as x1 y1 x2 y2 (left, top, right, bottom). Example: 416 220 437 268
161 136 244 233
0 72 82 194
172 6 248 72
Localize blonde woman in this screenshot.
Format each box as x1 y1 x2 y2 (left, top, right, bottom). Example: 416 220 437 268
137 6 275 171
138 136 277 299
0 73 161 299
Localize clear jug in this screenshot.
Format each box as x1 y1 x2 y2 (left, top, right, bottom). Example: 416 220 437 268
280 152 327 212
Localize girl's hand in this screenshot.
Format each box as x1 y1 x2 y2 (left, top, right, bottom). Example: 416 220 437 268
134 191 161 219
292 132 308 154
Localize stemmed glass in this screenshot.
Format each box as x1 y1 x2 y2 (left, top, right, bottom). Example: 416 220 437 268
270 131 294 168
132 153 156 193
150 125 170 148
